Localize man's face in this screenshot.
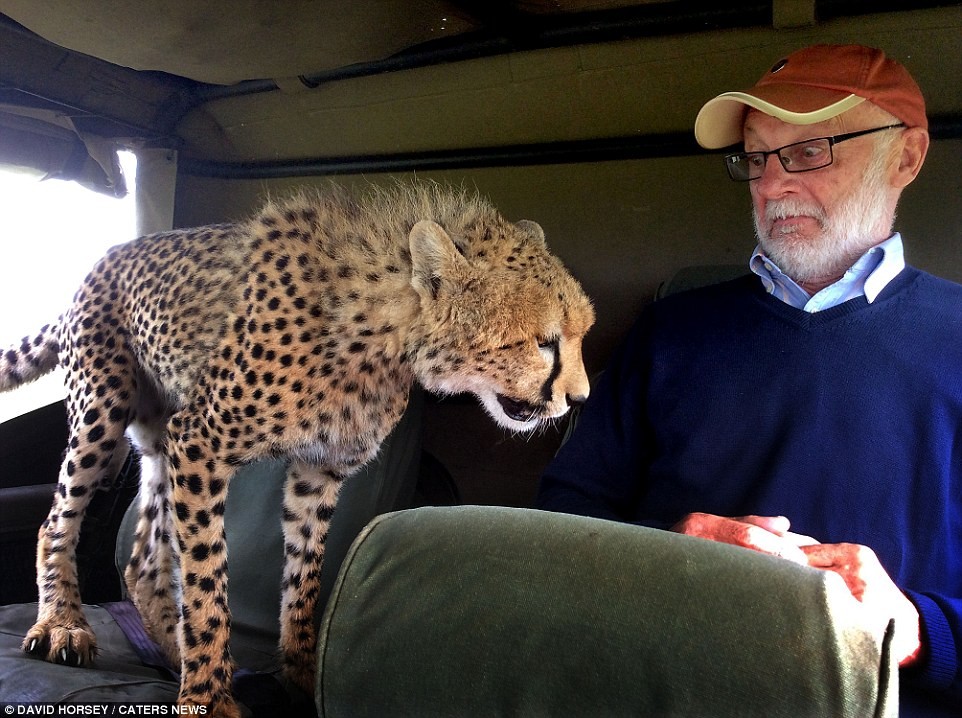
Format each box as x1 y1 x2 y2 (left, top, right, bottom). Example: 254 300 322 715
745 107 899 286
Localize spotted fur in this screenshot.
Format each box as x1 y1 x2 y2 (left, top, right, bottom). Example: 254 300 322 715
1 182 594 717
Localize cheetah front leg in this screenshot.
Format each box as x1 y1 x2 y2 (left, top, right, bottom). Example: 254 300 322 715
166 416 239 718
279 461 345 695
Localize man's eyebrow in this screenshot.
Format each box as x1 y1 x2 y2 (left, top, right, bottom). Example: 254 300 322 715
741 116 765 136
741 126 761 147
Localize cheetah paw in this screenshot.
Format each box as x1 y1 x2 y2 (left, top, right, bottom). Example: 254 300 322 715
22 622 97 667
282 658 317 697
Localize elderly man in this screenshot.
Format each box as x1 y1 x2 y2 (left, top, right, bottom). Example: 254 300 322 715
537 44 960 715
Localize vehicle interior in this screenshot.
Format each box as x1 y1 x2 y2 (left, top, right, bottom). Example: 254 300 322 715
1 2 960 715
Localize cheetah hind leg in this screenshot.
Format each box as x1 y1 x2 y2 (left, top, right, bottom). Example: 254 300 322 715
23 482 102 666
23 409 131 666
278 462 344 695
123 445 182 668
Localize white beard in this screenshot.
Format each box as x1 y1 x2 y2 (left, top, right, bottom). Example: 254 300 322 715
753 150 894 284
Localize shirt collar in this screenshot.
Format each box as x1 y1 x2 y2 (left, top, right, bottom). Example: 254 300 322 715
862 234 905 302
750 234 905 312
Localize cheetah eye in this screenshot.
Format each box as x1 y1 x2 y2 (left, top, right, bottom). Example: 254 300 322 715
537 337 558 351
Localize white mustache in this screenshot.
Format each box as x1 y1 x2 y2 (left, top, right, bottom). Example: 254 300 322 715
765 199 827 227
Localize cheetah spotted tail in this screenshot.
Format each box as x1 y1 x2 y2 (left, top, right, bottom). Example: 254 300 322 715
0 322 61 392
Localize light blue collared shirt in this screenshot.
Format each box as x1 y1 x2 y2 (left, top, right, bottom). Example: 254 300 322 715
749 234 906 313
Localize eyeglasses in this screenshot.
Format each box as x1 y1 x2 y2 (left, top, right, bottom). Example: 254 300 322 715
724 124 906 182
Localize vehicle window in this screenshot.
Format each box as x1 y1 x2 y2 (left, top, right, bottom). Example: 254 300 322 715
0 151 137 423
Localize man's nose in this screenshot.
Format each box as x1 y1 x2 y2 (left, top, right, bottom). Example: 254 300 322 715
754 154 794 198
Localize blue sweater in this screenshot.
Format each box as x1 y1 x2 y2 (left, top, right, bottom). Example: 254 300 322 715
537 267 962 715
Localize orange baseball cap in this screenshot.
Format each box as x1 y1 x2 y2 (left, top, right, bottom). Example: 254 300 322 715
694 44 928 149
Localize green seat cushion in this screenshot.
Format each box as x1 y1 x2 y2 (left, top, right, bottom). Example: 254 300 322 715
317 506 897 718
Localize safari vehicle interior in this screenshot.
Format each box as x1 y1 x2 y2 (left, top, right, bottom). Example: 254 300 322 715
0 2 960 716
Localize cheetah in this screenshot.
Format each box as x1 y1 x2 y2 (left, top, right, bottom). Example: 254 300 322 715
1 181 594 717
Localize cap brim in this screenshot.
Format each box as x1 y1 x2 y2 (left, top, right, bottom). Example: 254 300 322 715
694 89 865 149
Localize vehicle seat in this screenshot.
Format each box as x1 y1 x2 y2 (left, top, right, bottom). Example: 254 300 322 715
0 388 426 713
655 263 749 299
316 505 898 717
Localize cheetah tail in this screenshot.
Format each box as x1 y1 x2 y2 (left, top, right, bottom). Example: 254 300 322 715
0 321 61 392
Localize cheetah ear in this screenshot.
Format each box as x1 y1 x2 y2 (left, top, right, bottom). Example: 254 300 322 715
516 220 546 247
409 220 468 301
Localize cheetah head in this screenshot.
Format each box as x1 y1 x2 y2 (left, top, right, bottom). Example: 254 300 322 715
408 218 594 432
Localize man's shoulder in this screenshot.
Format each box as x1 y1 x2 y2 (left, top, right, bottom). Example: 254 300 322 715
910 266 962 291
898 265 962 305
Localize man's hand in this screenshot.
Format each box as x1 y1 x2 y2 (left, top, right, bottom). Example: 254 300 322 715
803 542 923 667
671 513 923 668
671 512 817 565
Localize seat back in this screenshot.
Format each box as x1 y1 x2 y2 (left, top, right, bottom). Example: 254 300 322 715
317 506 898 718
655 263 749 299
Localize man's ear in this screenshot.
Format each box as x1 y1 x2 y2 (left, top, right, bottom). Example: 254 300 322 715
409 220 468 301
892 127 929 189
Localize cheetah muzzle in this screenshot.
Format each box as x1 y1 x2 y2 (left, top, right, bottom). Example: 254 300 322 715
1 181 594 718
496 394 541 423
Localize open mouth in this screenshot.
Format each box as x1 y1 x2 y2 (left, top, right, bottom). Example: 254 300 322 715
771 216 811 235
496 395 541 423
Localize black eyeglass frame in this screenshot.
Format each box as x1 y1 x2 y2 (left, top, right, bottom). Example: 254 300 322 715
724 123 906 182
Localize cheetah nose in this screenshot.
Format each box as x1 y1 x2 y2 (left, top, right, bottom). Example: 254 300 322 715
566 393 587 408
